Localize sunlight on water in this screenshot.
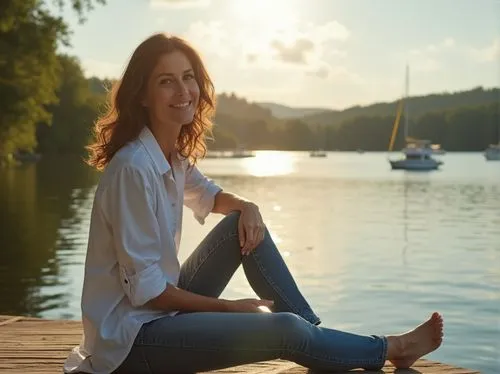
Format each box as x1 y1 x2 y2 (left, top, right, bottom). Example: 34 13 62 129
242 151 295 177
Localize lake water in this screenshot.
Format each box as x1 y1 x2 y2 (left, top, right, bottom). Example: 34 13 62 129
0 152 498 373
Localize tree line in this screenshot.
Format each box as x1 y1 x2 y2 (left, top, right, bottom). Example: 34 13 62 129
212 93 499 152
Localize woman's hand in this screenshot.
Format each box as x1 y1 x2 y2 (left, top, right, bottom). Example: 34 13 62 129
223 298 274 313
238 201 265 255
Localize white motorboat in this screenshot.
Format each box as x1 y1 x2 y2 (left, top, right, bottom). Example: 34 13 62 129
390 139 443 170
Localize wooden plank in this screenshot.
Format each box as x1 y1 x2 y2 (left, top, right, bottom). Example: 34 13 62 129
203 361 298 373
0 315 41 322
0 316 23 326
0 315 481 374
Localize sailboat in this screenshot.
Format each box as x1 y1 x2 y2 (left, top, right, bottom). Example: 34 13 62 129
387 65 443 171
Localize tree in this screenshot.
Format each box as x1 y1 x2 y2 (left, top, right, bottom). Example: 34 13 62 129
0 0 105 163
37 54 104 155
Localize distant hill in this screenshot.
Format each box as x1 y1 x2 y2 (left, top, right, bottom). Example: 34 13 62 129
215 93 274 121
301 86 499 127
256 102 329 119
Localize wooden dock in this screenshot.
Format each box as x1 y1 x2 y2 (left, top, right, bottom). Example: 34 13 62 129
0 315 480 373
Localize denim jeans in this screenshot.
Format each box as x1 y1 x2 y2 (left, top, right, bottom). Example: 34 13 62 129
114 212 387 373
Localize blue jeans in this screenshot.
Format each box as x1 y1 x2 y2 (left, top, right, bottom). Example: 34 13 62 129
115 212 387 373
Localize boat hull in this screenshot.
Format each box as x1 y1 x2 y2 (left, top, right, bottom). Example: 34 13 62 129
309 150 327 157
390 159 441 171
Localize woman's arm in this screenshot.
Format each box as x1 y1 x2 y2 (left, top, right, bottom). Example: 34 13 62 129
148 284 229 312
149 284 274 313
212 191 265 255
212 190 250 215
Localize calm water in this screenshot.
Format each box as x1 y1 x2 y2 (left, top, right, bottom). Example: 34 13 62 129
1 152 499 373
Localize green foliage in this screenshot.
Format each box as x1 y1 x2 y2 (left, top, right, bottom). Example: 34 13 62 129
87 76 114 95
0 1 63 159
37 55 104 155
0 0 105 163
303 87 499 127
51 0 106 23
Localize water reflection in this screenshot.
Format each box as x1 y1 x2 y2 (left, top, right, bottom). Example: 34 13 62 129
0 156 98 317
242 151 295 177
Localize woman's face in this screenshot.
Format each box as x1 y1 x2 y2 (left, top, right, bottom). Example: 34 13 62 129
142 50 200 130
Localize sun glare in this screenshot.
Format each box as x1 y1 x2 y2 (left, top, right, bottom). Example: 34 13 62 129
243 151 295 177
230 0 299 52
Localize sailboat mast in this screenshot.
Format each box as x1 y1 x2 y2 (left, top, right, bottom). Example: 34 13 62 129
404 64 409 141
497 61 500 143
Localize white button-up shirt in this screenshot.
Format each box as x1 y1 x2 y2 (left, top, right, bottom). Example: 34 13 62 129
63 127 222 373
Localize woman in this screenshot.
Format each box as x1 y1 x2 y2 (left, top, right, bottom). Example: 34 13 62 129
63 33 444 374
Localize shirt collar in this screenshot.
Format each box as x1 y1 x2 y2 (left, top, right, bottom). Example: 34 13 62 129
138 126 171 175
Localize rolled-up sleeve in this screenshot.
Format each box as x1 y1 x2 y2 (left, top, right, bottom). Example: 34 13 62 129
101 166 171 307
183 164 222 224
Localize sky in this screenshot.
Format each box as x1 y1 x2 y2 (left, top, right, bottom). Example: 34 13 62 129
54 0 500 109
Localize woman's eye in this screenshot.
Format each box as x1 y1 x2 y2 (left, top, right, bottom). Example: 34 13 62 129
184 73 195 80
160 78 173 84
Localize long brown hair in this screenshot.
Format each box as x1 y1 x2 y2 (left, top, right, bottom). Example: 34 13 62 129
86 33 215 171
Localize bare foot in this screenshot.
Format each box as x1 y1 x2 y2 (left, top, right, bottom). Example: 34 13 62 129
387 312 444 369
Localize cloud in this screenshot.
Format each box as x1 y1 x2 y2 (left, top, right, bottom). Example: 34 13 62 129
270 38 315 64
245 20 350 78
409 37 456 57
149 0 210 9
309 66 330 79
304 20 350 43
182 20 231 57
467 38 500 63
307 63 363 83
405 37 457 72
180 18 355 83
266 21 349 66
408 37 499 70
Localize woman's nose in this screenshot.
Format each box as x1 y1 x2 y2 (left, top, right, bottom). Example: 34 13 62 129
176 82 189 96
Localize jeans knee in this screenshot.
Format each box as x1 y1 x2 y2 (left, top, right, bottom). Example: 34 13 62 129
272 312 310 341
218 211 241 234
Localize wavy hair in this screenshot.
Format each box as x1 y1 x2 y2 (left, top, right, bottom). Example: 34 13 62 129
86 33 215 170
